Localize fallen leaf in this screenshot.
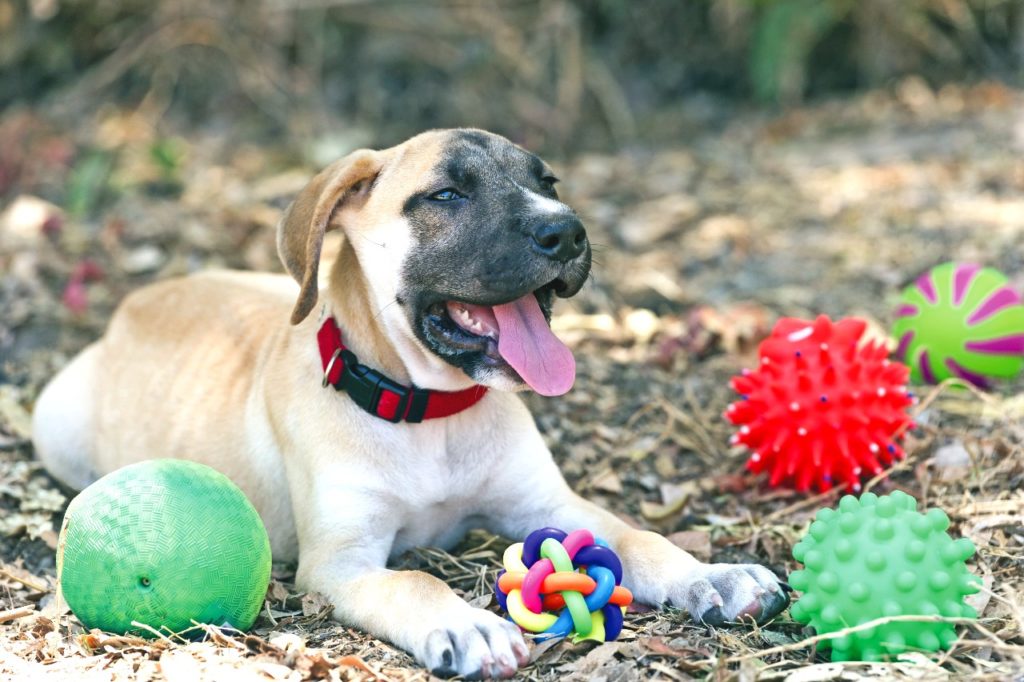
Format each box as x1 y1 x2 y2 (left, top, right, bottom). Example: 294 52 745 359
667 530 712 562
966 573 995 617
556 641 624 676
266 580 289 605
640 481 697 521
295 652 334 680
591 469 623 494
0 386 33 439
642 636 684 658
301 591 334 618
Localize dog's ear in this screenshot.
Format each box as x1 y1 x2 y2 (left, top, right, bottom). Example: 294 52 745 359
277 149 383 324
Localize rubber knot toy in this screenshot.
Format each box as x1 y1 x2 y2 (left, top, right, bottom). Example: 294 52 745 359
495 528 633 642
725 315 915 492
790 490 981 661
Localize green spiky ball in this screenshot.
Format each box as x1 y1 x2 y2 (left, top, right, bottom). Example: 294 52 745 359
57 459 272 637
789 491 980 661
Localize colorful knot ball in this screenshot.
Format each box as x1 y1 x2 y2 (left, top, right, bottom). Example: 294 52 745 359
495 528 633 643
893 262 1024 389
790 491 981 661
725 315 915 493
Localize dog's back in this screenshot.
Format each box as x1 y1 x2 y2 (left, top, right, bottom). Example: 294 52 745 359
33 270 297 499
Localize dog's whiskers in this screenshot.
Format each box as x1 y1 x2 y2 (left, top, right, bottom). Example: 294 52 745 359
373 298 399 321
359 234 386 248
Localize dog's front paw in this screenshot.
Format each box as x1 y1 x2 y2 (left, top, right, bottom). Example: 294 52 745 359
674 563 790 626
418 608 530 679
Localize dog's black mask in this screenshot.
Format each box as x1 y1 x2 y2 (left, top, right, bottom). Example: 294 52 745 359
400 130 591 393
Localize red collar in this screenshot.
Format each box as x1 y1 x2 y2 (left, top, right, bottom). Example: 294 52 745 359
317 317 487 423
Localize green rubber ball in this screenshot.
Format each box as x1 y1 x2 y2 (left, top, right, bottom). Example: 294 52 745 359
57 459 272 637
789 491 980 661
893 262 1024 387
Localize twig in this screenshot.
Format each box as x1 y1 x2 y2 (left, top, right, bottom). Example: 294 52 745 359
191 621 248 649
0 606 35 623
906 377 996 429
263 599 278 627
0 567 50 593
130 620 176 644
764 487 841 523
725 614 977 663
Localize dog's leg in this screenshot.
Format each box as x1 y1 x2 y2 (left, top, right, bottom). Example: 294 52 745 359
293 514 529 679
487 457 789 626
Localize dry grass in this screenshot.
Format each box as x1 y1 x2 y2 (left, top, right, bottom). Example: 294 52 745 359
2 81 1024 680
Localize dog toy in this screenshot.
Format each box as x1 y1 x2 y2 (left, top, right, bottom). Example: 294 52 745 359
789 491 980 661
893 262 1024 388
57 459 272 637
725 315 914 492
494 528 633 642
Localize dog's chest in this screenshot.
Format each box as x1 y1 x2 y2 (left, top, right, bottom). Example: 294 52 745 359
384 424 495 554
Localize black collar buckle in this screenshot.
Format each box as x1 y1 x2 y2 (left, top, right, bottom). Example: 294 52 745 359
334 350 413 423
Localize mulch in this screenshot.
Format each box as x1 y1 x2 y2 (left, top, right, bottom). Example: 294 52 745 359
1 80 1023 680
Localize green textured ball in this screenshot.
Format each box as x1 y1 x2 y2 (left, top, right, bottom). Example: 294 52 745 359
790 491 980 661
893 262 1024 388
57 459 272 637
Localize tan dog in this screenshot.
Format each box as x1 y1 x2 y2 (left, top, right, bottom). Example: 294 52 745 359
33 129 787 679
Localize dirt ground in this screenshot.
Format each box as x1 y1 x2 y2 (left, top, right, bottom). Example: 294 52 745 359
1 81 1023 680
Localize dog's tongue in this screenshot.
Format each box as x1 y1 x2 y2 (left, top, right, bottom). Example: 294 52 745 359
492 294 575 396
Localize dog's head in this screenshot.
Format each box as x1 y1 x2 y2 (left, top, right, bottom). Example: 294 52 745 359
277 129 590 395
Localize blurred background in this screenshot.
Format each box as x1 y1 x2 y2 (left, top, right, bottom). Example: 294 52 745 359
3 0 1024 404
3 0 1024 156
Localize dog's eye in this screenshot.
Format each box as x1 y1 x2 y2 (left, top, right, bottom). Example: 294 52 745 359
428 188 464 202
539 176 559 193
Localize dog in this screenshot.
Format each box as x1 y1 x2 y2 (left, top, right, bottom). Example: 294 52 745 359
32 129 788 678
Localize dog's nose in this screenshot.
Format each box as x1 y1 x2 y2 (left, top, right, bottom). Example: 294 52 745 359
530 218 587 262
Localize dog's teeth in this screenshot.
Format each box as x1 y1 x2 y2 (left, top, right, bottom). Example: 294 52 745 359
447 301 498 338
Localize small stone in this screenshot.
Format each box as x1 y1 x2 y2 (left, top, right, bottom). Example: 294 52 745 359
120 244 166 274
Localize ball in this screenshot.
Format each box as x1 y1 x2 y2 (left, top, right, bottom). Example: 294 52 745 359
893 262 1024 388
494 528 633 643
789 491 980 661
725 315 914 492
57 459 272 637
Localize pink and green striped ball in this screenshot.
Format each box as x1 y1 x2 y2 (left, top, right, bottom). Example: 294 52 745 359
893 262 1024 388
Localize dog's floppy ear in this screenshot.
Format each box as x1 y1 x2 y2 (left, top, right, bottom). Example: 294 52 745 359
277 149 383 324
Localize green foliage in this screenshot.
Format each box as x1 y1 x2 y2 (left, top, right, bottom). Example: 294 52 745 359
751 0 851 102
746 0 1022 103
65 151 114 219
149 139 184 180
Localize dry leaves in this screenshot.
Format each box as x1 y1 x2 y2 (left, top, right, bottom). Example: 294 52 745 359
2 84 1024 680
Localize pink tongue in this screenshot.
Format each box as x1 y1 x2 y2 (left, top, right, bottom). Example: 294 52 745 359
492 294 576 396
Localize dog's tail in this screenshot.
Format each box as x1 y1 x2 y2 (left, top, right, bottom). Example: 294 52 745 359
32 342 102 491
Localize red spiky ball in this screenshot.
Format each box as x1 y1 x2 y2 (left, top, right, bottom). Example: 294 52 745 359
724 315 915 493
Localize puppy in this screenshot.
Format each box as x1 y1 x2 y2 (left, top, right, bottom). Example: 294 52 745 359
33 129 788 678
